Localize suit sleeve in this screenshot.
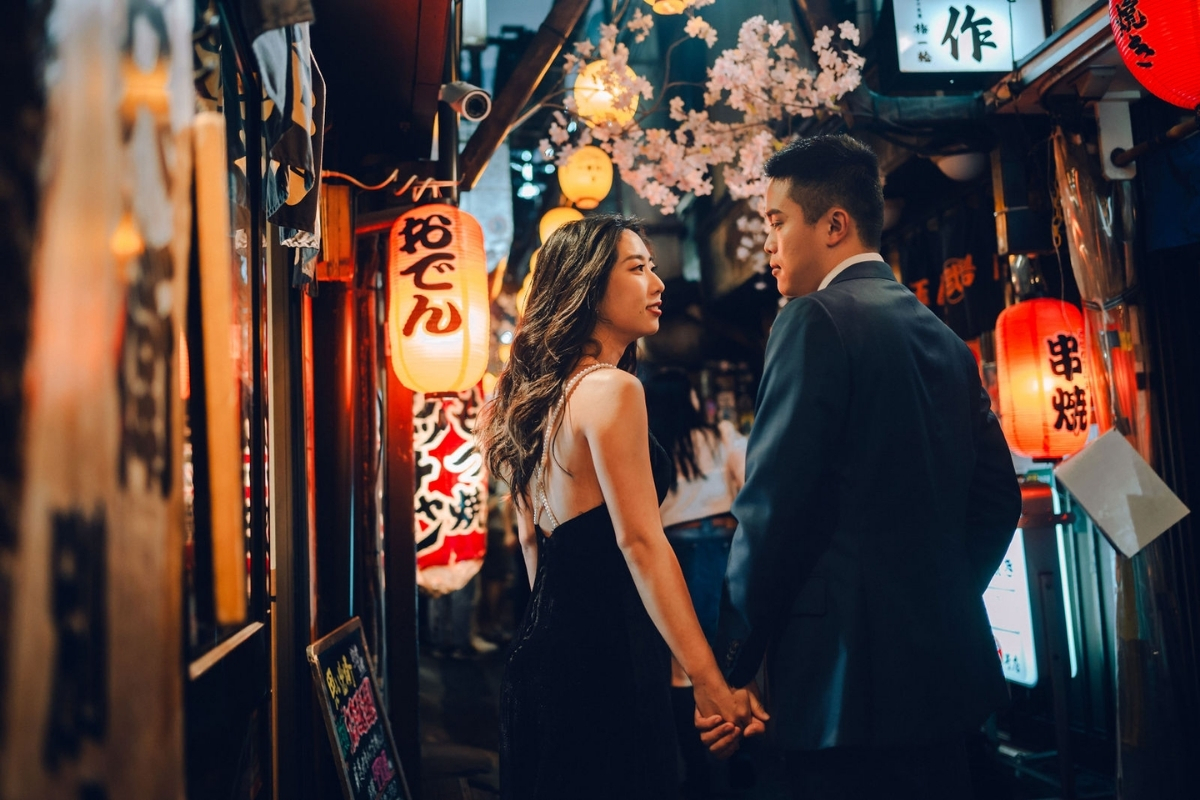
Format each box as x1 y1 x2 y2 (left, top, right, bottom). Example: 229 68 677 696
963 352 1023 595
716 297 850 688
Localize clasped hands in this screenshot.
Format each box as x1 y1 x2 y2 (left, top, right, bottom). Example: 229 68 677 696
693 680 768 759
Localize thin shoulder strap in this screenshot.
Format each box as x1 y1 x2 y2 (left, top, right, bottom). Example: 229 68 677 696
534 363 616 531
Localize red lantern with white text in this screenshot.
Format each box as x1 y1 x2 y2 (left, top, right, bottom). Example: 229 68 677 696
414 386 488 595
388 204 490 393
995 298 1091 460
1109 0 1200 109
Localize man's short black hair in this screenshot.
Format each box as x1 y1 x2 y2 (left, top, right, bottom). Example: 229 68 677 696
763 134 885 250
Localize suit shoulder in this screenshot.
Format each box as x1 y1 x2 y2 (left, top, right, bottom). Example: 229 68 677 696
774 293 845 348
775 293 838 330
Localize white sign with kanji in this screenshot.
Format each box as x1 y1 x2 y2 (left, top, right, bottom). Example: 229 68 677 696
895 0 1046 73
983 529 1040 687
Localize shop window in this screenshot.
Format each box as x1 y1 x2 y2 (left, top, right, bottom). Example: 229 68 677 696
183 11 270 660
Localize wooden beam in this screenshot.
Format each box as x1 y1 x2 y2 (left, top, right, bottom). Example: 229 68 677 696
458 0 591 189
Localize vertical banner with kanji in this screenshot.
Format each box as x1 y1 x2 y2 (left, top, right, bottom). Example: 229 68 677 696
412 385 487 596
2 1 191 797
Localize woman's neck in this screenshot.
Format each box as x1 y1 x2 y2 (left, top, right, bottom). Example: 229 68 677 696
578 327 631 369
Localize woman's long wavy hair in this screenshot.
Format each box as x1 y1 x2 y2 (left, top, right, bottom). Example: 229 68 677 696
479 214 647 507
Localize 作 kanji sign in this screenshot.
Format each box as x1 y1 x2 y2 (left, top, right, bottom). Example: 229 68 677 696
895 0 1046 73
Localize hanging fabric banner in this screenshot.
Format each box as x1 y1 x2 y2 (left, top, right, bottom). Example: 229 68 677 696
1052 128 1151 462
413 385 488 597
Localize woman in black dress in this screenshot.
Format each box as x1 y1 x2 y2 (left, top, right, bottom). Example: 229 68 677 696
480 215 766 799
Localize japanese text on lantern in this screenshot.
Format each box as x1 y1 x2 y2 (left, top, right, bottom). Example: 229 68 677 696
1113 0 1155 68
388 203 489 394
396 213 464 337
1047 333 1088 434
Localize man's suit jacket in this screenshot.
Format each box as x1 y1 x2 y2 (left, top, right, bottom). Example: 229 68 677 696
716 260 1021 751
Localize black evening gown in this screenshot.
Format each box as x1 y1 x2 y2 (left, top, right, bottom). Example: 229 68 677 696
499 435 677 800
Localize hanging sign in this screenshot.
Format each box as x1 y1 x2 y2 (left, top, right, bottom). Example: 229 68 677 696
982 530 1040 687
413 386 488 596
894 0 1046 73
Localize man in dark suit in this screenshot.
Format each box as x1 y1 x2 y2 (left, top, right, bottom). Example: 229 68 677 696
700 135 1022 799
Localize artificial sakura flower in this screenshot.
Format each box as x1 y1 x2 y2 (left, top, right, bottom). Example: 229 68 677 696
626 8 655 43
838 21 861 47
684 16 718 48
546 9 863 215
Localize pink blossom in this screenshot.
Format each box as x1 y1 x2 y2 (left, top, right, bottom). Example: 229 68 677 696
838 21 860 47
544 8 863 215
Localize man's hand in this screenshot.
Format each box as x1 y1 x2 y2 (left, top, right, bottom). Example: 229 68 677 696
741 681 769 737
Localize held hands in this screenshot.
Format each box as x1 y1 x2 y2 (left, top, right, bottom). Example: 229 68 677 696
693 680 769 759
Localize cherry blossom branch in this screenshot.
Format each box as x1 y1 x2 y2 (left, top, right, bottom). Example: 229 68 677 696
634 37 695 121
539 8 863 215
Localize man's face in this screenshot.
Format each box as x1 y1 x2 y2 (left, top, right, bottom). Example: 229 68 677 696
763 178 824 298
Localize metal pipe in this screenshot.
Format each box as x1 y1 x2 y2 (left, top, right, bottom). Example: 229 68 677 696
1112 112 1199 168
437 0 462 204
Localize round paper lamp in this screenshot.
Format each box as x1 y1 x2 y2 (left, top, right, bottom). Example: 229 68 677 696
645 0 686 13
388 204 490 393
558 146 613 210
1109 0 1200 109
573 60 640 126
932 153 988 182
995 298 1091 460
539 207 584 244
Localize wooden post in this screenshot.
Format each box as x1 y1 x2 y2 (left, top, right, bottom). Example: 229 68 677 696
457 0 591 189
384 273 420 793
195 111 248 625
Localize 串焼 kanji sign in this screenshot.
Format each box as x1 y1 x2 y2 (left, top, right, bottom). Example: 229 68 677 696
995 298 1092 461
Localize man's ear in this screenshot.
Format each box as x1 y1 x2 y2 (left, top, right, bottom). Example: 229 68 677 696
826 208 854 247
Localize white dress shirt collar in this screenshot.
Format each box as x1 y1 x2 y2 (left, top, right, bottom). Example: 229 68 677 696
817 252 885 291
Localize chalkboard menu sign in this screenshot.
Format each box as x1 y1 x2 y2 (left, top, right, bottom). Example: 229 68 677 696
307 618 411 800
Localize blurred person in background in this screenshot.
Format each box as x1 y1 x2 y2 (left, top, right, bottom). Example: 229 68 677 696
645 368 748 799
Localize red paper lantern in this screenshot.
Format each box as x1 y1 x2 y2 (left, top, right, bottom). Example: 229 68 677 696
1109 0 1200 110
388 204 490 393
414 386 488 595
995 298 1091 460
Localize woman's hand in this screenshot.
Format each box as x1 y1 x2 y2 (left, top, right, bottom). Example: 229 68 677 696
695 680 769 758
691 676 750 757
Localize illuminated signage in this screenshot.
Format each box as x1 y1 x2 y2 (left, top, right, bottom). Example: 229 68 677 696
983 529 1039 687
895 0 1046 73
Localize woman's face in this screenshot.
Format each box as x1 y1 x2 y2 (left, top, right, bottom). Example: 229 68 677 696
596 230 664 343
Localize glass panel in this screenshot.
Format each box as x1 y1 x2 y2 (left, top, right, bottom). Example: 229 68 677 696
183 16 267 656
